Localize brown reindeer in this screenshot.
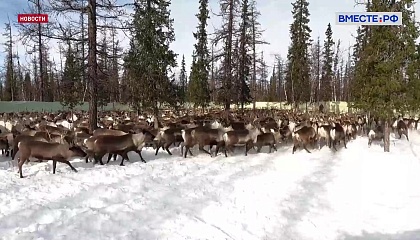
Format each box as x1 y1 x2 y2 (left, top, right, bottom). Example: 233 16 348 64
254 131 277 153
154 127 184 156
223 124 261 157
89 132 147 166
292 126 316 154
330 122 347 151
17 141 86 178
11 134 49 160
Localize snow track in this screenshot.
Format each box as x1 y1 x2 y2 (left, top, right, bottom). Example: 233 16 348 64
0 132 420 239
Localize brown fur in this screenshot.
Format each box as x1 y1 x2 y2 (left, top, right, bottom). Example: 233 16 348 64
396 120 409 141
154 127 184 156
292 126 316 154
255 132 277 153
90 132 147 166
330 123 347 151
91 128 128 163
223 127 260 157
186 126 225 157
11 134 49 160
0 135 9 156
17 141 86 178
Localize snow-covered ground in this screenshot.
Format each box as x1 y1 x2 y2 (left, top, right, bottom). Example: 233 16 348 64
1 132 420 240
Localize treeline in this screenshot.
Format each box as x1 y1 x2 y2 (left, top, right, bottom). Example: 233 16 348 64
1 0 420 119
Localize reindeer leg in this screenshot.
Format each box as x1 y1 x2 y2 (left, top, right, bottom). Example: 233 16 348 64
332 140 338 151
18 158 26 178
292 145 297 154
63 161 78 172
198 145 211 156
224 145 229 157
52 160 57 174
406 133 409 141
155 142 161 156
246 140 255 156
95 154 105 165
215 142 225 156
303 144 312 153
268 145 271 153
106 154 113 164
134 150 146 163
164 142 173 155
120 152 129 166
214 145 220 156
343 138 347 149
183 146 189 158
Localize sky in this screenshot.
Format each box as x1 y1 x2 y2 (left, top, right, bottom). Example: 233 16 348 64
0 0 416 75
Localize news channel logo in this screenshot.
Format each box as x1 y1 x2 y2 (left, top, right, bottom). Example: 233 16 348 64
336 12 402 25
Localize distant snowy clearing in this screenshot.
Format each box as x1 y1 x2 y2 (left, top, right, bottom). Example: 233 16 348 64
1 132 420 239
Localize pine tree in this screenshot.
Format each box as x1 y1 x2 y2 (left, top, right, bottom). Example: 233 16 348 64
320 23 334 102
127 0 177 124
285 0 312 108
188 0 210 108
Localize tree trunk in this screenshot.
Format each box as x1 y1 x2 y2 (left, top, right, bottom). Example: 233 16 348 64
384 119 390 152
88 0 98 132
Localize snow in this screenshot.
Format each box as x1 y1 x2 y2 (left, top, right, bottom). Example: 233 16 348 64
1 132 420 239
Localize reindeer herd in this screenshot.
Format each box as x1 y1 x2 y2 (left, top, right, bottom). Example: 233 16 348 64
0 109 415 178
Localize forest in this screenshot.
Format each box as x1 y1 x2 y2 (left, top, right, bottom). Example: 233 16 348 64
0 0 420 130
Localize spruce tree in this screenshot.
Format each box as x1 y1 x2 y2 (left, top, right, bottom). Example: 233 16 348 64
276 56 286 102
188 0 210 108
61 43 82 110
351 0 419 151
178 55 187 105
320 23 334 102
127 0 177 123
24 72 32 101
285 0 312 108
268 66 277 101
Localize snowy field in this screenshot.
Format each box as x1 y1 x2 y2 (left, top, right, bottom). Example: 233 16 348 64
1 132 420 240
